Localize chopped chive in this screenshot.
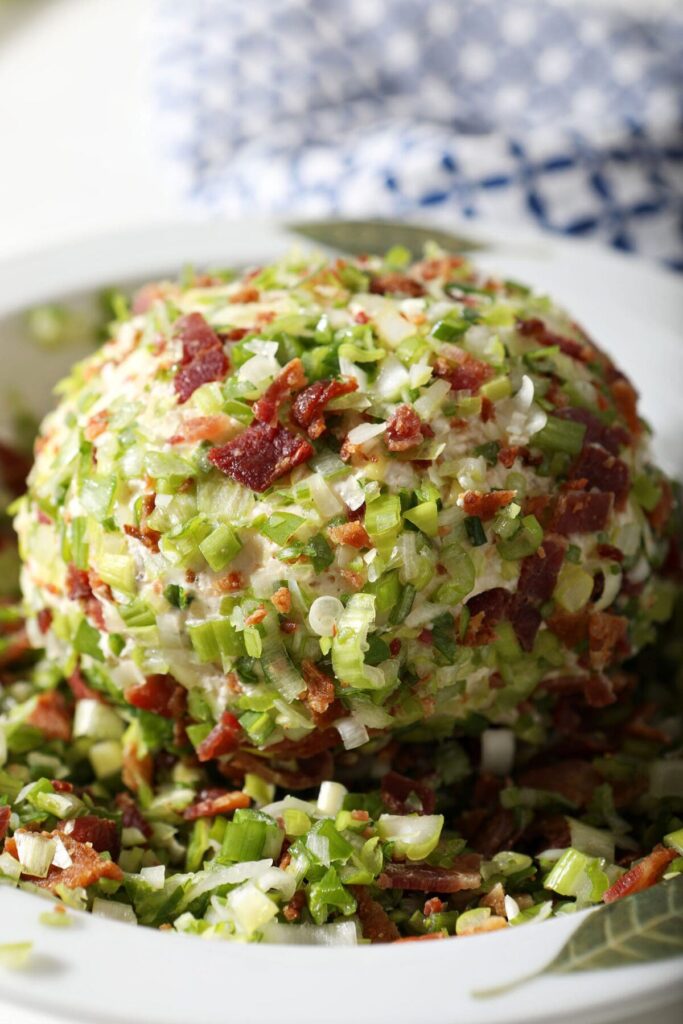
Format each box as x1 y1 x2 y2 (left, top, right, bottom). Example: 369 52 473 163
464 516 487 547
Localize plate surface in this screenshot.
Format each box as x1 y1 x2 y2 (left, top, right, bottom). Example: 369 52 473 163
0 220 681 1024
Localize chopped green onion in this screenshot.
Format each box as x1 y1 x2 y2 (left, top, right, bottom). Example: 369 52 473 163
534 415 586 456
464 516 487 547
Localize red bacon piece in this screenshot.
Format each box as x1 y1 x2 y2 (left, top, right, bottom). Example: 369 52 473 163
183 788 251 821
124 674 184 719
68 667 104 703
463 588 510 646
37 608 53 634
588 612 629 670
253 358 307 426
175 312 222 363
27 691 72 742
115 792 152 838
4 829 123 893
519 759 600 808
509 599 542 653
385 405 424 452
0 805 10 842
552 490 613 534
434 354 494 393
196 711 242 762
380 771 436 815
351 885 400 943
222 748 334 792
209 422 313 492
300 660 335 717
370 273 425 297
66 564 93 601
461 490 516 520
60 815 120 860
377 855 481 893
175 346 229 404
584 672 617 708
291 378 358 439
517 536 566 603
603 846 676 904
124 523 161 552
517 318 586 361
610 378 641 436
327 521 371 549
571 444 630 510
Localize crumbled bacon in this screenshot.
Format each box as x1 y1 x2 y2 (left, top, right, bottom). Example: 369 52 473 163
121 742 154 794
498 446 520 469
588 611 628 670
67 667 103 703
603 846 676 904
0 805 10 842
173 313 229 403
5 829 123 893
424 897 446 917
517 536 566 603
283 890 306 923
509 599 542 653
519 759 600 808
124 523 161 552
65 564 93 601
517 318 587 361
461 490 516 520
610 378 641 436
584 672 617 708
327 521 371 548
380 770 436 815
463 588 510 646
571 444 630 510
554 407 629 456
385 405 424 452
209 422 314 492
434 353 494 393
351 885 400 943
60 815 120 860
253 358 307 427
597 543 624 562
300 660 335 717
124 674 185 719
473 809 524 859
27 691 72 742
223 748 334 791
271 587 291 614
37 608 53 634
291 377 358 439
196 711 242 762
230 285 260 304
84 410 109 442
370 273 425 297
378 855 481 893
115 792 152 838
183 788 251 820
551 490 613 534
170 415 236 445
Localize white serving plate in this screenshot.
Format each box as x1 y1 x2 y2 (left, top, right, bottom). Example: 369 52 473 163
0 220 681 1024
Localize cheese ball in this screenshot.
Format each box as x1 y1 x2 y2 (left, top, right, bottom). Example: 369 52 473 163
14 249 677 783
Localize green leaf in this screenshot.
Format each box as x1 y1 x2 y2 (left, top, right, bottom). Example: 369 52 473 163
286 219 485 258
474 877 683 999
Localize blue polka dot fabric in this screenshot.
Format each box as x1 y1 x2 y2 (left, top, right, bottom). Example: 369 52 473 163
151 0 683 269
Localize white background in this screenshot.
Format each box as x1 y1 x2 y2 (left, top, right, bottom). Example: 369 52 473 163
0 1 681 1022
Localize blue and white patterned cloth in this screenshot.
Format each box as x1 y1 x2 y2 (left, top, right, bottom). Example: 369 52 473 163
151 0 683 269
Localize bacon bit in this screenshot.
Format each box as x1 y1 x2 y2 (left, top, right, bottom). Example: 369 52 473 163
555 407 629 456
328 521 371 549
209 422 314 492
51 780 74 794
519 759 600 808
517 318 587 361
498 446 519 469
351 885 401 943
223 748 334 792
214 571 245 594
572 444 630 510
547 609 590 648
301 660 335 716
649 479 674 533
517 536 566 603
122 742 154 793
173 313 229 403
588 612 628 670
480 396 495 423
0 440 31 496
183 788 251 821
60 815 120 859
423 897 446 917
418 628 433 646
0 805 10 842
380 771 436 815
196 711 242 762
459 915 508 936
84 410 109 441
481 882 506 918
351 809 370 822
5 829 123 893
389 638 401 657
67 667 103 702
378 855 481 893
65 564 93 601
385 405 424 452
509 599 542 653
434 353 494 393
253 358 307 427
171 414 237 445
36 608 53 634
291 377 358 439
280 619 298 634
283 890 306 923
271 587 291 614
115 792 152 838
597 543 624 562
230 285 260 304
463 588 510 647
369 273 425 297
27 691 72 742
610 378 641 436
552 490 613 534
340 569 364 590
124 523 161 553
603 846 676 904
584 672 617 708
124 674 184 719
461 489 516 520
132 282 168 314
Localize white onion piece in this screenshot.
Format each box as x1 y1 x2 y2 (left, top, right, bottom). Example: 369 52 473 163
335 716 369 750
317 781 348 817
262 920 358 946
309 474 342 518
51 837 73 870
339 355 368 390
260 796 317 820
140 865 166 890
92 899 137 924
346 421 387 447
481 728 516 776
243 339 278 357
375 354 410 399
504 895 521 921
308 596 344 637
333 474 365 511
414 378 451 419
15 833 55 878
306 834 330 867
237 354 280 386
